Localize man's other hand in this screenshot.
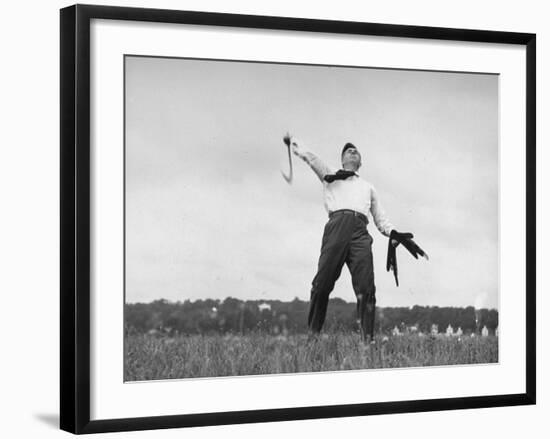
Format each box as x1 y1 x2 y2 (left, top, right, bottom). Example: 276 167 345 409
390 229 428 260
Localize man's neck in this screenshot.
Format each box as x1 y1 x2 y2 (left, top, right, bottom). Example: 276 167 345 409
342 164 359 173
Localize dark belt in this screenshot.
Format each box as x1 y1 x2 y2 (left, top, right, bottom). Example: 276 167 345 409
329 209 368 224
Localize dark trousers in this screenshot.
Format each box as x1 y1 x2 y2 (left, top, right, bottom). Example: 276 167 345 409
308 211 376 340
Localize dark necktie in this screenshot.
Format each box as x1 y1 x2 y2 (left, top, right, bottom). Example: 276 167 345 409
323 170 356 183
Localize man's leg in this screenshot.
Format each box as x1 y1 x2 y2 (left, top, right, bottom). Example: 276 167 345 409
308 216 354 333
346 224 376 342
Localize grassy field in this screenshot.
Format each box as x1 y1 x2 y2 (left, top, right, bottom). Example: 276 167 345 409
124 332 498 381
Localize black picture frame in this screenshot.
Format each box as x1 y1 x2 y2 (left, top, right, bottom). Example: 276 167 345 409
60 4 536 434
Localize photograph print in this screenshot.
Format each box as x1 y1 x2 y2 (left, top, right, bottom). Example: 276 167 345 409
124 55 499 381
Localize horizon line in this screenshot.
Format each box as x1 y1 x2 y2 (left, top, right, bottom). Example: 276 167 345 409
125 297 498 311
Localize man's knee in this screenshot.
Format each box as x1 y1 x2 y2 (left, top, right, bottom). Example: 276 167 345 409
357 287 376 304
311 274 338 298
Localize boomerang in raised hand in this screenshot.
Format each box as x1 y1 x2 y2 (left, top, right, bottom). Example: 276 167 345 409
281 132 293 184
386 230 429 286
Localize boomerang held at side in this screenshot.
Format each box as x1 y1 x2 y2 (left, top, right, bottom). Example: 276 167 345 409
386 231 429 286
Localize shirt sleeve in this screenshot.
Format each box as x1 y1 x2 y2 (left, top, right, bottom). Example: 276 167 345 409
292 139 332 182
370 185 394 237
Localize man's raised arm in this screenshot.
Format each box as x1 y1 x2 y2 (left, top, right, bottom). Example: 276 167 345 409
285 135 332 182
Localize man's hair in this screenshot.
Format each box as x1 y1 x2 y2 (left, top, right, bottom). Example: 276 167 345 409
341 142 357 158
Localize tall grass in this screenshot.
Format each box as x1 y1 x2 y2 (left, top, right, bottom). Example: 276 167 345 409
124 332 498 381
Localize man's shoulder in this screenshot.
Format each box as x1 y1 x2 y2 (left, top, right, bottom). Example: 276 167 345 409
357 176 375 189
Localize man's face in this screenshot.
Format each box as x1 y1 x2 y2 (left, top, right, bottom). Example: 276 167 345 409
342 147 362 169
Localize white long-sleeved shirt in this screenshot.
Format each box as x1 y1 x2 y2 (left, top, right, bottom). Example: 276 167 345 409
296 144 394 237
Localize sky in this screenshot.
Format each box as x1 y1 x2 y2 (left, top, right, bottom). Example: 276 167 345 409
125 56 498 309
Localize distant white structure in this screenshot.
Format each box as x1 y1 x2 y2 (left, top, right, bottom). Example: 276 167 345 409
278 313 288 336
456 327 463 337
392 326 401 336
481 325 489 337
431 324 439 336
446 324 454 337
258 303 271 312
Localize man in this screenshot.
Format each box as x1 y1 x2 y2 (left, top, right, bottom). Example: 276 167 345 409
285 135 421 343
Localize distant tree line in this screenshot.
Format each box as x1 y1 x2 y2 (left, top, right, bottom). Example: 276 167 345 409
125 298 498 336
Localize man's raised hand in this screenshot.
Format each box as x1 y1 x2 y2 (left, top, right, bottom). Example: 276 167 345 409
283 134 307 159
283 132 292 147
281 133 294 184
